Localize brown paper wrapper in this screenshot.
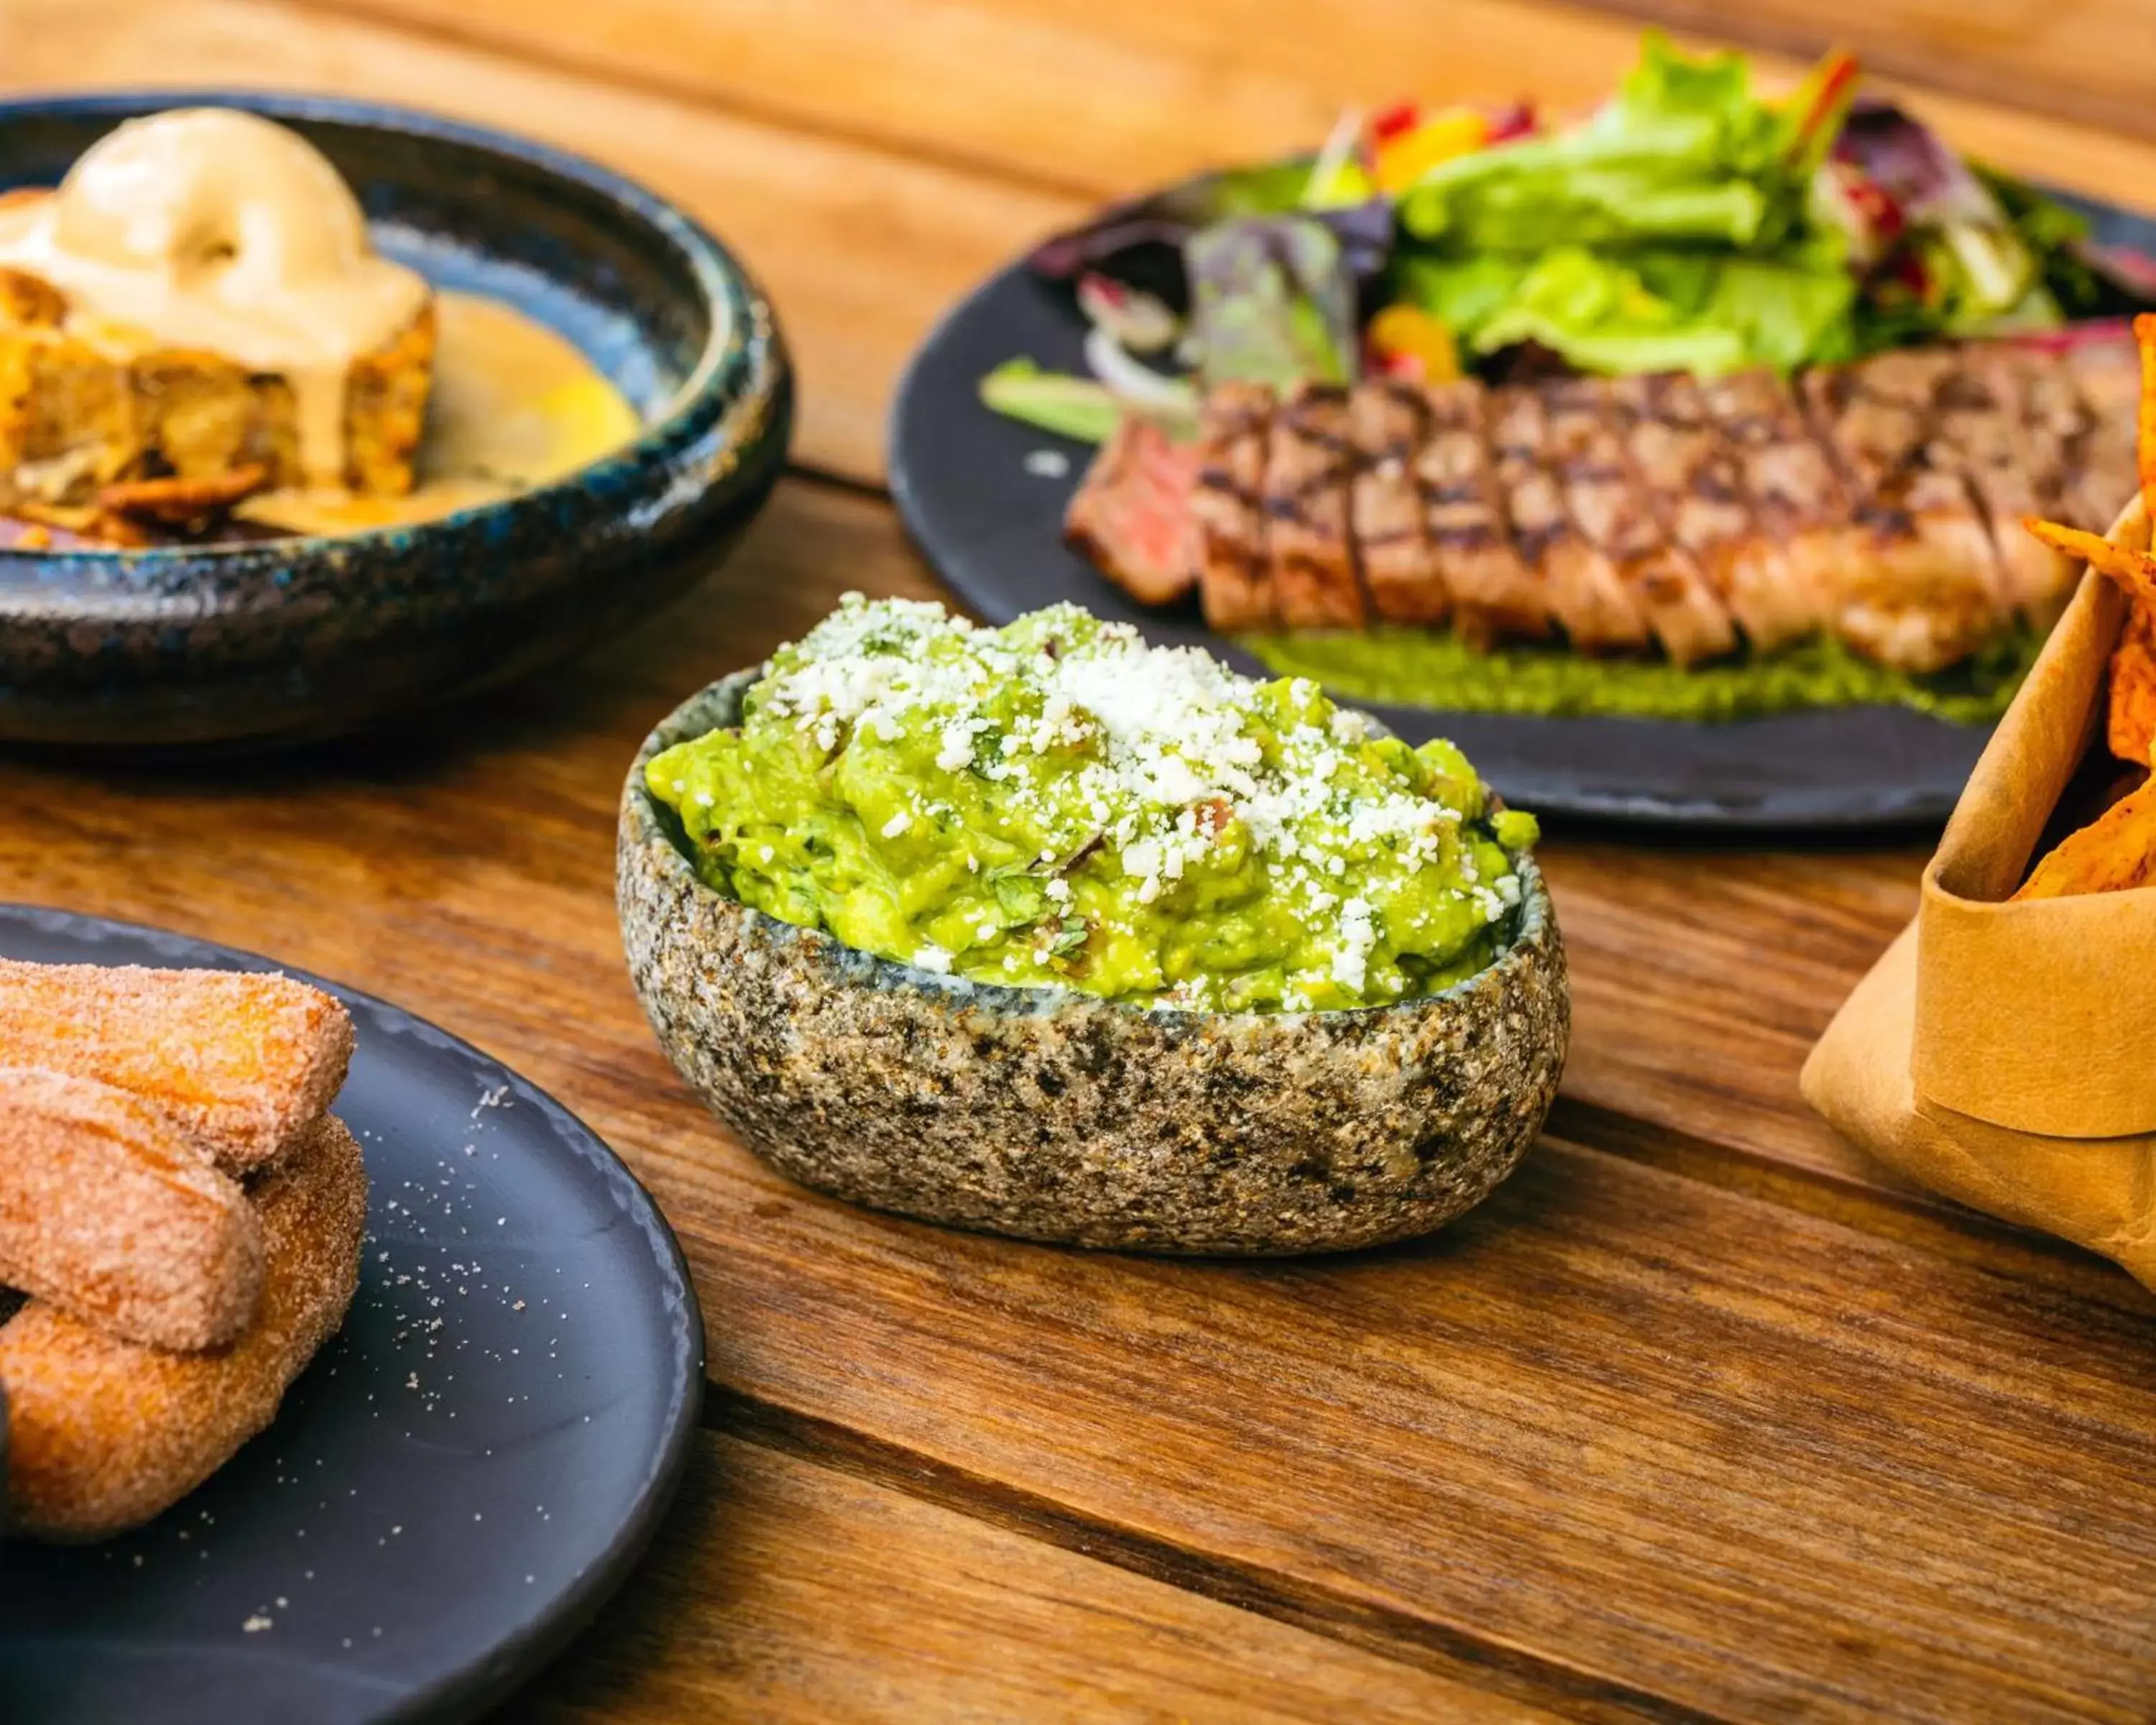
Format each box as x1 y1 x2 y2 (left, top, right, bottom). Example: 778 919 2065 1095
1802 495 2156 1287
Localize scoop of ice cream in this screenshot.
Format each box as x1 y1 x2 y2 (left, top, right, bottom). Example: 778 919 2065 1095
50 109 376 301
0 108 430 484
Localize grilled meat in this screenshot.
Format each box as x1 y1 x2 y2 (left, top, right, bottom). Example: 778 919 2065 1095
1061 415 1199 607
1703 368 1846 649
1802 349 2005 670
1417 380 1547 644
1930 347 2058 620
2063 339 2142 528
1605 372 1743 666
1490 382 1646 650
1552 375 1738 664
1188 382 1275 630
1066 330 2139 672
1348 379 1440 625
1264 383 1364 628
1534 378 1654 653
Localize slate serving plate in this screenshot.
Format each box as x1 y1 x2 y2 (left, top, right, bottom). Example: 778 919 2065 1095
889 184 2155 829
0 93 791 751
0 906 704 1725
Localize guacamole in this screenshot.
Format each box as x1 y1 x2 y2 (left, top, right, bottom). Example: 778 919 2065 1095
647 596 1538 1013
1241 625 2042 724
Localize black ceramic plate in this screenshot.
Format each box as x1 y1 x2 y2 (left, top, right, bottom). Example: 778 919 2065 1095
0 94 791 751
890 186 2156 828
0 906 703 1725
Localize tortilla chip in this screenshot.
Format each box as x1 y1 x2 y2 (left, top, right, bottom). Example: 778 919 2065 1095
10 500 149 548
2014 776 2156 900
2023 515 2156 607
2111 602 2156 765
2137 313 2156 525
99 464 267 523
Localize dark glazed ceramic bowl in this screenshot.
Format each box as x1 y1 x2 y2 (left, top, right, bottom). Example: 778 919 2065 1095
617 668 1570 1256
0 93 791 750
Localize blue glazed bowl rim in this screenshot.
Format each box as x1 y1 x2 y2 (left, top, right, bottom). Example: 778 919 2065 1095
0 89 764 569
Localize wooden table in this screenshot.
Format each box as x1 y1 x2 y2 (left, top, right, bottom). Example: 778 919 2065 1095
8 0 2156 1716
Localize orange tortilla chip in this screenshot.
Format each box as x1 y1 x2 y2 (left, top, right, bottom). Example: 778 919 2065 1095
2111 602 2156 765
100 464 267 523
2022 515 2156 607
2013 777 2156 900
2137 313 2156 524
9 500 149 548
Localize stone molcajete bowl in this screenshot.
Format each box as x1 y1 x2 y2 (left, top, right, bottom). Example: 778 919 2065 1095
0 93 790 750
618 668 1570 1256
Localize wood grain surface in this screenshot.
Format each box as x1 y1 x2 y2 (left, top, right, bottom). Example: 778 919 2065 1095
1596 0 2156 154
532 1431 1550 1722
4 0 2155 1718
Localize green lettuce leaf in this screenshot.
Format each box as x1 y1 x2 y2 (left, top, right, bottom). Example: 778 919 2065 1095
977 360 1124 443
1388 253 1534 333
1470 249 1749 374
1683 254 1860 369
1404 245 1858 376
1398 35 1808 252
1185 217 1359 387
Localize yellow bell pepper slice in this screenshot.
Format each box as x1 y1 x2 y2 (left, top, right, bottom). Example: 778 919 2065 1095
1373 109 1488 195
1365 304 1461 382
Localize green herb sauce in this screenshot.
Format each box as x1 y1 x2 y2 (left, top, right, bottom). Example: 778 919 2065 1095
1239 627 2041 724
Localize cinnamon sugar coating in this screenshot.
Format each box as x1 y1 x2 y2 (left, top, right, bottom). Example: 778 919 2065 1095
0 1066 262 1349
0 960 354 1168
0 1113 369 1540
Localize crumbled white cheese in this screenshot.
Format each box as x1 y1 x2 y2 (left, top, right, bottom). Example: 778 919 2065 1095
714 594 1531 1010
1332 898 1378 993
936 717 986 772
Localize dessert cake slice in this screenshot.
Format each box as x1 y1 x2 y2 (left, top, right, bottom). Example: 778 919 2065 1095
0 109 436 530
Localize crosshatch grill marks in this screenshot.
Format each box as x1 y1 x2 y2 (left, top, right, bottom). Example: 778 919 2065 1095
1067 333 2139 674
1263 383 1365 629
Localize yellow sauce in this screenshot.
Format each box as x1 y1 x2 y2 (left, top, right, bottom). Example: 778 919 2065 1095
234 290 641 537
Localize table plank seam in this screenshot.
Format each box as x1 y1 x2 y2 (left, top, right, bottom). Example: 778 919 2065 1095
783 458 899 505
267 0 1118 203
1544 1098 2155 1309
699 1381 1726 1725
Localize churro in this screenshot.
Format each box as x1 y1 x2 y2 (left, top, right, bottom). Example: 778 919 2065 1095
0 959 354 1168
0 1066 262 1351
0 1113 368 1541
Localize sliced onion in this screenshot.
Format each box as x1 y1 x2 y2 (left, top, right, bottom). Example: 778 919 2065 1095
1077 272 1180 354
1084 326 1199 431
1304 106 1363 204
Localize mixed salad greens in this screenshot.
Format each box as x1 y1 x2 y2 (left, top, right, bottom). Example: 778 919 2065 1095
982 35 2156 440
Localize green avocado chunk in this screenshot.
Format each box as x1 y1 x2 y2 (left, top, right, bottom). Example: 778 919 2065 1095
646 597 1538 1013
